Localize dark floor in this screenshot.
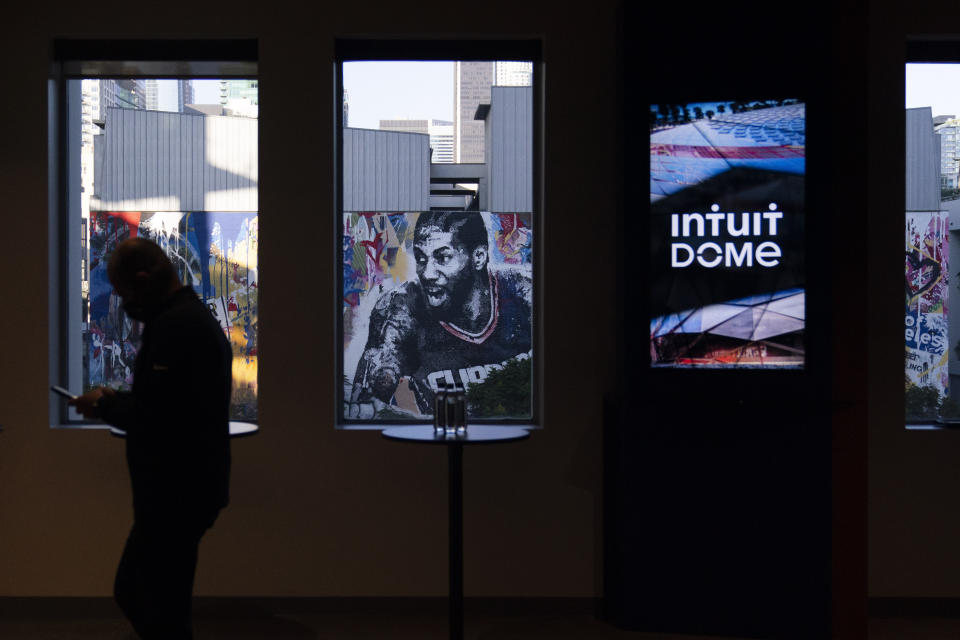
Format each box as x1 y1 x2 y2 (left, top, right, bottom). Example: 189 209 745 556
0 598 756 640
0 598 946 639
0 615 751 640
868 618 960 639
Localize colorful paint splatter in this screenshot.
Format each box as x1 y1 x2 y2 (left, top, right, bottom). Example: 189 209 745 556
87 211 258 420
905 211 949 396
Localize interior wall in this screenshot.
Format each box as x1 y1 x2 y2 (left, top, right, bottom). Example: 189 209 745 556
869 0 960 598
0 1 617 597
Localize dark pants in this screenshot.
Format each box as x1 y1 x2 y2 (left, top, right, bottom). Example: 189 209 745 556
114 510 218 640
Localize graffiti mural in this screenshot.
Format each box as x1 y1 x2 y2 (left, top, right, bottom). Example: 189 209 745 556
342 211 533 421
905 211 949 396
87 211 259 420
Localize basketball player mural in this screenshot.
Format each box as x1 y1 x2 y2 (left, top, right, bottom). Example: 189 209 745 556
346 211 532 420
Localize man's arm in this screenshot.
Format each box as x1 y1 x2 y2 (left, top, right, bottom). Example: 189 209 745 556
96 389 137 430
69 387 137 430
347 288 419 419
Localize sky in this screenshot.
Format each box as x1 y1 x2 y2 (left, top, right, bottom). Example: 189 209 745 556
152 63 455 125
342 61 454 129
153 64 461 125
906 63 960 117
156 79 222 110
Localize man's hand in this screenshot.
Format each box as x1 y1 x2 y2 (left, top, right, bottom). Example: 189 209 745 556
68 387 115 420
345 382 386 420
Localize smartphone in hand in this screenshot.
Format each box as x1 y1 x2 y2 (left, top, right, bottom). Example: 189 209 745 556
50 385 78 400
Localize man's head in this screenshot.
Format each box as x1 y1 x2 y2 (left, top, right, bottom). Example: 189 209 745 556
413 212 489 314
107 237 181 322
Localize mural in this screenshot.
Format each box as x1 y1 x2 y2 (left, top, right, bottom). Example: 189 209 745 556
343 211 533 421
87 211 259 420
905 211 949 397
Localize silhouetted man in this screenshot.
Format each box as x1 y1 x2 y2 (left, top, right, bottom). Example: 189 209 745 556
71 237 232 640
348 211 532 418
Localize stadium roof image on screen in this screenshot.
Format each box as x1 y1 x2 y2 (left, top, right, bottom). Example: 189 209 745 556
649 100 805 368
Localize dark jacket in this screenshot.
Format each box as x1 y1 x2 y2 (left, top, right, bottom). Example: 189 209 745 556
99 286 232 520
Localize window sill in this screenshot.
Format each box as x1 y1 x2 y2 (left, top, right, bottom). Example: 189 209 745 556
52 421 258 432
906 422 960 430
338 423 539 431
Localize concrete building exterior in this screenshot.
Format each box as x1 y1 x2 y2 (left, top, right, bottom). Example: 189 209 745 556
342 127 430 212
454 61 493 163
481 86 533 212
935 116 960 190
495 61 533 87
92 107 258 212
380 118 455 164
346 87 532 212
379 119 429 135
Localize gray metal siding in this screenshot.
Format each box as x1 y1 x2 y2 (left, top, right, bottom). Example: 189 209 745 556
92 107 257 212
342 127 429 212
488 86 533 213
907 107 942 212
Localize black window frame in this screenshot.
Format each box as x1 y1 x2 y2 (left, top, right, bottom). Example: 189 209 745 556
903 40 960 428
334 39 544 428
48 39 259 428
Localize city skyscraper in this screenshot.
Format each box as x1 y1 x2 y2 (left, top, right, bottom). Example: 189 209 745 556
143 79 193 112
934 116 960 190
219 79 259 117
428 119 454 164
220 79 258 104
379 118 455 164
145 79 160 110
495 61 533 87
453 62 533 163
454 62 493 163
179 80 194 112
100 79 146 110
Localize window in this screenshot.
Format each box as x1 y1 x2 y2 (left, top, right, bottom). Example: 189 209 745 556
905 52 960 425
49 40 259 426
335 41 541 426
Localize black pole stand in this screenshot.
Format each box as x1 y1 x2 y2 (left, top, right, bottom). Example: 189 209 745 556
448 442 464 640
381 426 530 640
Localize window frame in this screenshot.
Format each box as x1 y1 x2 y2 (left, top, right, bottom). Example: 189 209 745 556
48 39 259 428
334 39 544 428
904 41 960 428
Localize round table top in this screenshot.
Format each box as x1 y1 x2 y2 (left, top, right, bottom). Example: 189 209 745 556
381 425 530 445
109 421 259 439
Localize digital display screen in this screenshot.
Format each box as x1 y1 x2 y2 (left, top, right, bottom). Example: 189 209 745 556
649 100 805 368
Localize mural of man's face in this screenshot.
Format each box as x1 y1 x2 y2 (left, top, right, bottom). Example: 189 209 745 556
414 229 473 313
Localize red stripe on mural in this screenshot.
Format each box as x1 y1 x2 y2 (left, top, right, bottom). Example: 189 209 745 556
650 143 804 160
111 211 142 235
